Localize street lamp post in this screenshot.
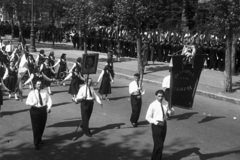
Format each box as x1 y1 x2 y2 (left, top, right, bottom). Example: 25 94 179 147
29 0 36 52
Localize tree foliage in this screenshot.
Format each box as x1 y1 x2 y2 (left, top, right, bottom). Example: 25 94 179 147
113 0 163 33
203 0 240 92
207 0 240 36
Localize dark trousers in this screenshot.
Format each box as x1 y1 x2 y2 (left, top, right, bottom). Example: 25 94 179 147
151 122 167 160
81 100 94 133
30 106 47 146
130 95 142 124
164 88 170 102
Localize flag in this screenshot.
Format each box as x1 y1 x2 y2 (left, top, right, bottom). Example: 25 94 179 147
17 52 28 102
17 52 28 78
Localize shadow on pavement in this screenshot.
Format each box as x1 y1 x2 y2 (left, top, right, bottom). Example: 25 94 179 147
91 123 125 135
111 85 128 89
52 102 72 108
137 120 149 126
0 129 153 160
164 147 240 160
47 119 82 128
109 96 129 101
51 89 69 94
1 109 29 117
170 112 199 121
145 65 170 74
198 116 226 124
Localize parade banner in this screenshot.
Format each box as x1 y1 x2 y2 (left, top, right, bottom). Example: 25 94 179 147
82 53 99 74
169 55 206 109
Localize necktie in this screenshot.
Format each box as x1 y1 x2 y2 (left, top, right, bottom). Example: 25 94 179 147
88 87 92 98
38 90 43 106
160 103 166 121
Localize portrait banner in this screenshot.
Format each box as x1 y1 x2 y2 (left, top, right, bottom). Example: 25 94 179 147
169 55 206 109
82 53 99 74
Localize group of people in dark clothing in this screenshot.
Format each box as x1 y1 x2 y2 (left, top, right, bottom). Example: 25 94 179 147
66 27 240 73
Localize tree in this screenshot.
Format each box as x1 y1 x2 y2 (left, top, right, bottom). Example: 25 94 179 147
113 0 164 84
182 0 196 32
0 0 25 42
63 0 115 54
206 0 240 92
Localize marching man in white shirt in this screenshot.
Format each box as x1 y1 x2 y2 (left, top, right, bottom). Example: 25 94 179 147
129 73 145 127
26 80 52 150
76 78 103 137
146 90 174 160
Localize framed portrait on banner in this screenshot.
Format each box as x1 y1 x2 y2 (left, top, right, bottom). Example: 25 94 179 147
82 53 99 74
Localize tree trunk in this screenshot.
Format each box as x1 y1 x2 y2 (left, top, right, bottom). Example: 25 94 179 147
11 18 14 38
79 29 83 50
84 31 87 54
224 30 232 92
51 24 55 46
231 34 237 75
136 31 144 85
50 3 55 47
16 0 24 44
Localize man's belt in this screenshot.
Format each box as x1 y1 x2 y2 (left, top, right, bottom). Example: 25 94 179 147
32 105 47 108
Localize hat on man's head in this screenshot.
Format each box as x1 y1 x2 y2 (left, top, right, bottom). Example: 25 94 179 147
134 73 140 77
40 49 44 54
77 57 82 63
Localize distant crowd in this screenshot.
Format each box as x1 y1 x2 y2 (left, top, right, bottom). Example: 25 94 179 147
1 21 240 73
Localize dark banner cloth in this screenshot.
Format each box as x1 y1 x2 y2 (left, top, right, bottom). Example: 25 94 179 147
169 55 206 109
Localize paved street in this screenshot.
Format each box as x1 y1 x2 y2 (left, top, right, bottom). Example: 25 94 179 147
0 40 240 160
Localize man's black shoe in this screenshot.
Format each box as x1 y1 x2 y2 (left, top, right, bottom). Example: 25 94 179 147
80 125 83 130
132 123 138 127
35 145 40 150
85 132 92 137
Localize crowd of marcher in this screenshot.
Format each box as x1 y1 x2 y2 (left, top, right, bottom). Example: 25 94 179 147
50 26 240 73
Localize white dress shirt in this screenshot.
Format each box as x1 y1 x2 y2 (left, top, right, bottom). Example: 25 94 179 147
76 84 101 104
129 81 140 95
146 100 171 125
26 89 52 110
162 75 170 88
